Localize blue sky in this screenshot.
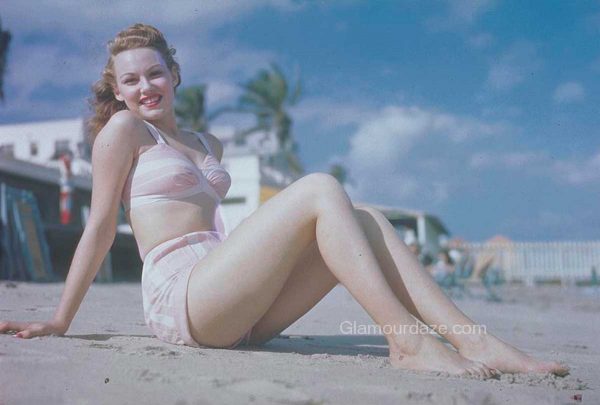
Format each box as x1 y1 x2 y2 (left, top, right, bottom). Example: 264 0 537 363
1 1 599 241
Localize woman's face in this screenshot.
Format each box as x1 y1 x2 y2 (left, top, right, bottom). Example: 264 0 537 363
111 47 178 121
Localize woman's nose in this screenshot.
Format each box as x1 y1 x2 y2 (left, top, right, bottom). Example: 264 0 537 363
140 76 152 91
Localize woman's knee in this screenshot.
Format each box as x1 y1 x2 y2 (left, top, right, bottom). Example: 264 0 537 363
300 172 347 200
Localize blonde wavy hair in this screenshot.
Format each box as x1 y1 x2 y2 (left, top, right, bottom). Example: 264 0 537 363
86 23 181 142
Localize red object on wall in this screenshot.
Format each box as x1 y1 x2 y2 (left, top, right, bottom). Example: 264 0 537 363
58 154 73 225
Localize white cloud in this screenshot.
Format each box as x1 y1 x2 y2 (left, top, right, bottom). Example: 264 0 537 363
347 106 433 171
336 104 506 207
345 105 503 172
469 148 600 186
291 98 378 130
5 44 96 99
554 152 600 185
426 0 496 31
206 80 239 106
447 0 496 24
553 81 585 104
486 42 541 91
469 151 547 169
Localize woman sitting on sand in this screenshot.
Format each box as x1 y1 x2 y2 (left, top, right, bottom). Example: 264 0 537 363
0 23 567 378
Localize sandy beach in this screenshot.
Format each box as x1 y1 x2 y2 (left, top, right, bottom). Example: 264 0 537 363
0 281 596 404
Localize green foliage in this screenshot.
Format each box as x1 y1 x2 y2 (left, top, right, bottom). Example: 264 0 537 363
236 63 304 175
174 85 208 132
0 17 12 102
328 163 354 186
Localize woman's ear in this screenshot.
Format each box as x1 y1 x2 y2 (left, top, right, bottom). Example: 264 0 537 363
113 85 124 102
170 67 180 87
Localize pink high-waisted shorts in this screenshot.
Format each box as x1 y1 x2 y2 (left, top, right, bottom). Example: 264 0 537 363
141 230 253 349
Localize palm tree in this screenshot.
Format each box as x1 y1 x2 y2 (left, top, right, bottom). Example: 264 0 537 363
175 84 232 133
174 85 209 132
0 17 12 103
328 162 356 187
234 63 303 176
329 163 348 185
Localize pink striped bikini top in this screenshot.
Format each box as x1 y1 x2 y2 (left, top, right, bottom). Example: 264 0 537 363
121 120 231 212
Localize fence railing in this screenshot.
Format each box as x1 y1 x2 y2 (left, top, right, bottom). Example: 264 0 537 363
462 241 600 284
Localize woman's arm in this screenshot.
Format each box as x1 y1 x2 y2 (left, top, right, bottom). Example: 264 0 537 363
51 111 142 332
1 111 141 338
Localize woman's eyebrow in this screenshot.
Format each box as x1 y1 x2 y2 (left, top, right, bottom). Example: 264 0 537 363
119 64 163 79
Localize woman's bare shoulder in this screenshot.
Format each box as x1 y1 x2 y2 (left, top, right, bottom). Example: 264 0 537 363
102 110 146 135
95 111 148 151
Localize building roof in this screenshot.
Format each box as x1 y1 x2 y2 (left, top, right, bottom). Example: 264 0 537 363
357 202 450 235
0 157 92 191
0 118 84 141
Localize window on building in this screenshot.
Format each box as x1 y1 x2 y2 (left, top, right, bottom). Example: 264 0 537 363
234 135 246 146
54 139 70 158
0 144 15 158
77 141 91 160
30 142 38 156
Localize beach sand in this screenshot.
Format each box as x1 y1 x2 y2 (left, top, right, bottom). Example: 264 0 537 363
0 281 596 404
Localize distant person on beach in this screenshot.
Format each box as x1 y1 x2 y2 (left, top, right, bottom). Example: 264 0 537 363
405 233 433 266
428 250 455 285
0 23 568 378
406 239 425 264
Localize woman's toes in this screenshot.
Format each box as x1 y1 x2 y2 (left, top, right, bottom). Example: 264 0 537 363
462 368 474 377
466 366 483 378
551 362 570 376
474 367 487 378
471 361 489 378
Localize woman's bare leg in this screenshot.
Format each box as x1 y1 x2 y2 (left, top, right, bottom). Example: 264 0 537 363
243 204 567 376
245 239 339 344
353 205 569 376
186 173 492 376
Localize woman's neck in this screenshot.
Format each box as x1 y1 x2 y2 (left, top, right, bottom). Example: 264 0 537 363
148 114 179 138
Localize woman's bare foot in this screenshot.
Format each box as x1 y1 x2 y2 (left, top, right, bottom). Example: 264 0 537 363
458 333 569 376
389 333 496 378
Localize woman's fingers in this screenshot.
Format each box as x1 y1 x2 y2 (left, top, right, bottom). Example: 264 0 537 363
0 321 62 339
16 323 49 338
0 321 29 334
15 327 33 338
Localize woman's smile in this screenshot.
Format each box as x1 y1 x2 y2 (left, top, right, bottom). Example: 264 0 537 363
140 94 162 108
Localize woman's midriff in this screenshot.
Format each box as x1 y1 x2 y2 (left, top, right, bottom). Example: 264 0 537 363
125 195 219 260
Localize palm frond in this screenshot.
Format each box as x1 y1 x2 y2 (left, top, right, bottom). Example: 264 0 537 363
0 17 12 102
234 63 305 175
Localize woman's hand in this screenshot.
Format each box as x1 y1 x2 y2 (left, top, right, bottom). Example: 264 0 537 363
0 320 68 339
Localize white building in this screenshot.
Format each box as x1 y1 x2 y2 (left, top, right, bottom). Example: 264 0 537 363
0 118 92 177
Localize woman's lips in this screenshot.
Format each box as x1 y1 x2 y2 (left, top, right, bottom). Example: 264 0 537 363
140 95 162 107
